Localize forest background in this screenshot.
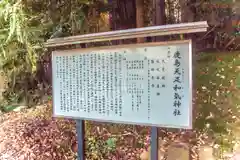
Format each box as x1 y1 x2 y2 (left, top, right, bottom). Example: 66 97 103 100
0 0 240 159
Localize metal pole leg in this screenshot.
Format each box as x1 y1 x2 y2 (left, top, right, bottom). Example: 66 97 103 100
76 120 85 160
151 127 158 160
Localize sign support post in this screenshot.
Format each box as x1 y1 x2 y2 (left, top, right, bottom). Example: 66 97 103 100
151 127 158 159
76 120 85 160
45 21 208 160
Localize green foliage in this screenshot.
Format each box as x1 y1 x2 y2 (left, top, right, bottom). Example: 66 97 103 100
0 0 109 106
0 0 44 71
106 137 117 152
236 73 240 88
86 135 117 159
0 0 46 105
194 52 240 154
84 122 120 159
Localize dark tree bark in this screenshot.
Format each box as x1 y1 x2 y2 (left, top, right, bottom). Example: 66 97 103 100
109 0 136 44
136 0 145 43
152 0 166 41
109 0 136 31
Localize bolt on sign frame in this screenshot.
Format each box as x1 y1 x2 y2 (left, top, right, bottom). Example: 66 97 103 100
45 21 208 160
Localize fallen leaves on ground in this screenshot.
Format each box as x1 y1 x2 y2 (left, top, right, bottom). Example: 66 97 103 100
0 105 150 160
0 105 77 160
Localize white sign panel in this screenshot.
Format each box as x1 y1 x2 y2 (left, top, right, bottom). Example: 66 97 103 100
52 40 192 129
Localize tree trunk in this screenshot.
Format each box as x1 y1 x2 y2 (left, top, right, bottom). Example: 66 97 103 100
109 0 136 44
136 0 145 43
152 0 166 41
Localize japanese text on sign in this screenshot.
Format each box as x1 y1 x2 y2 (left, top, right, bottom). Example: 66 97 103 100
52 40 192 129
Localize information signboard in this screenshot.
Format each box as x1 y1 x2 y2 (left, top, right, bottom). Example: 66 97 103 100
52 40 192 129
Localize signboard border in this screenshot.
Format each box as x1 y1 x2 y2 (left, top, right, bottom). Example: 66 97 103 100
51 39 193 129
